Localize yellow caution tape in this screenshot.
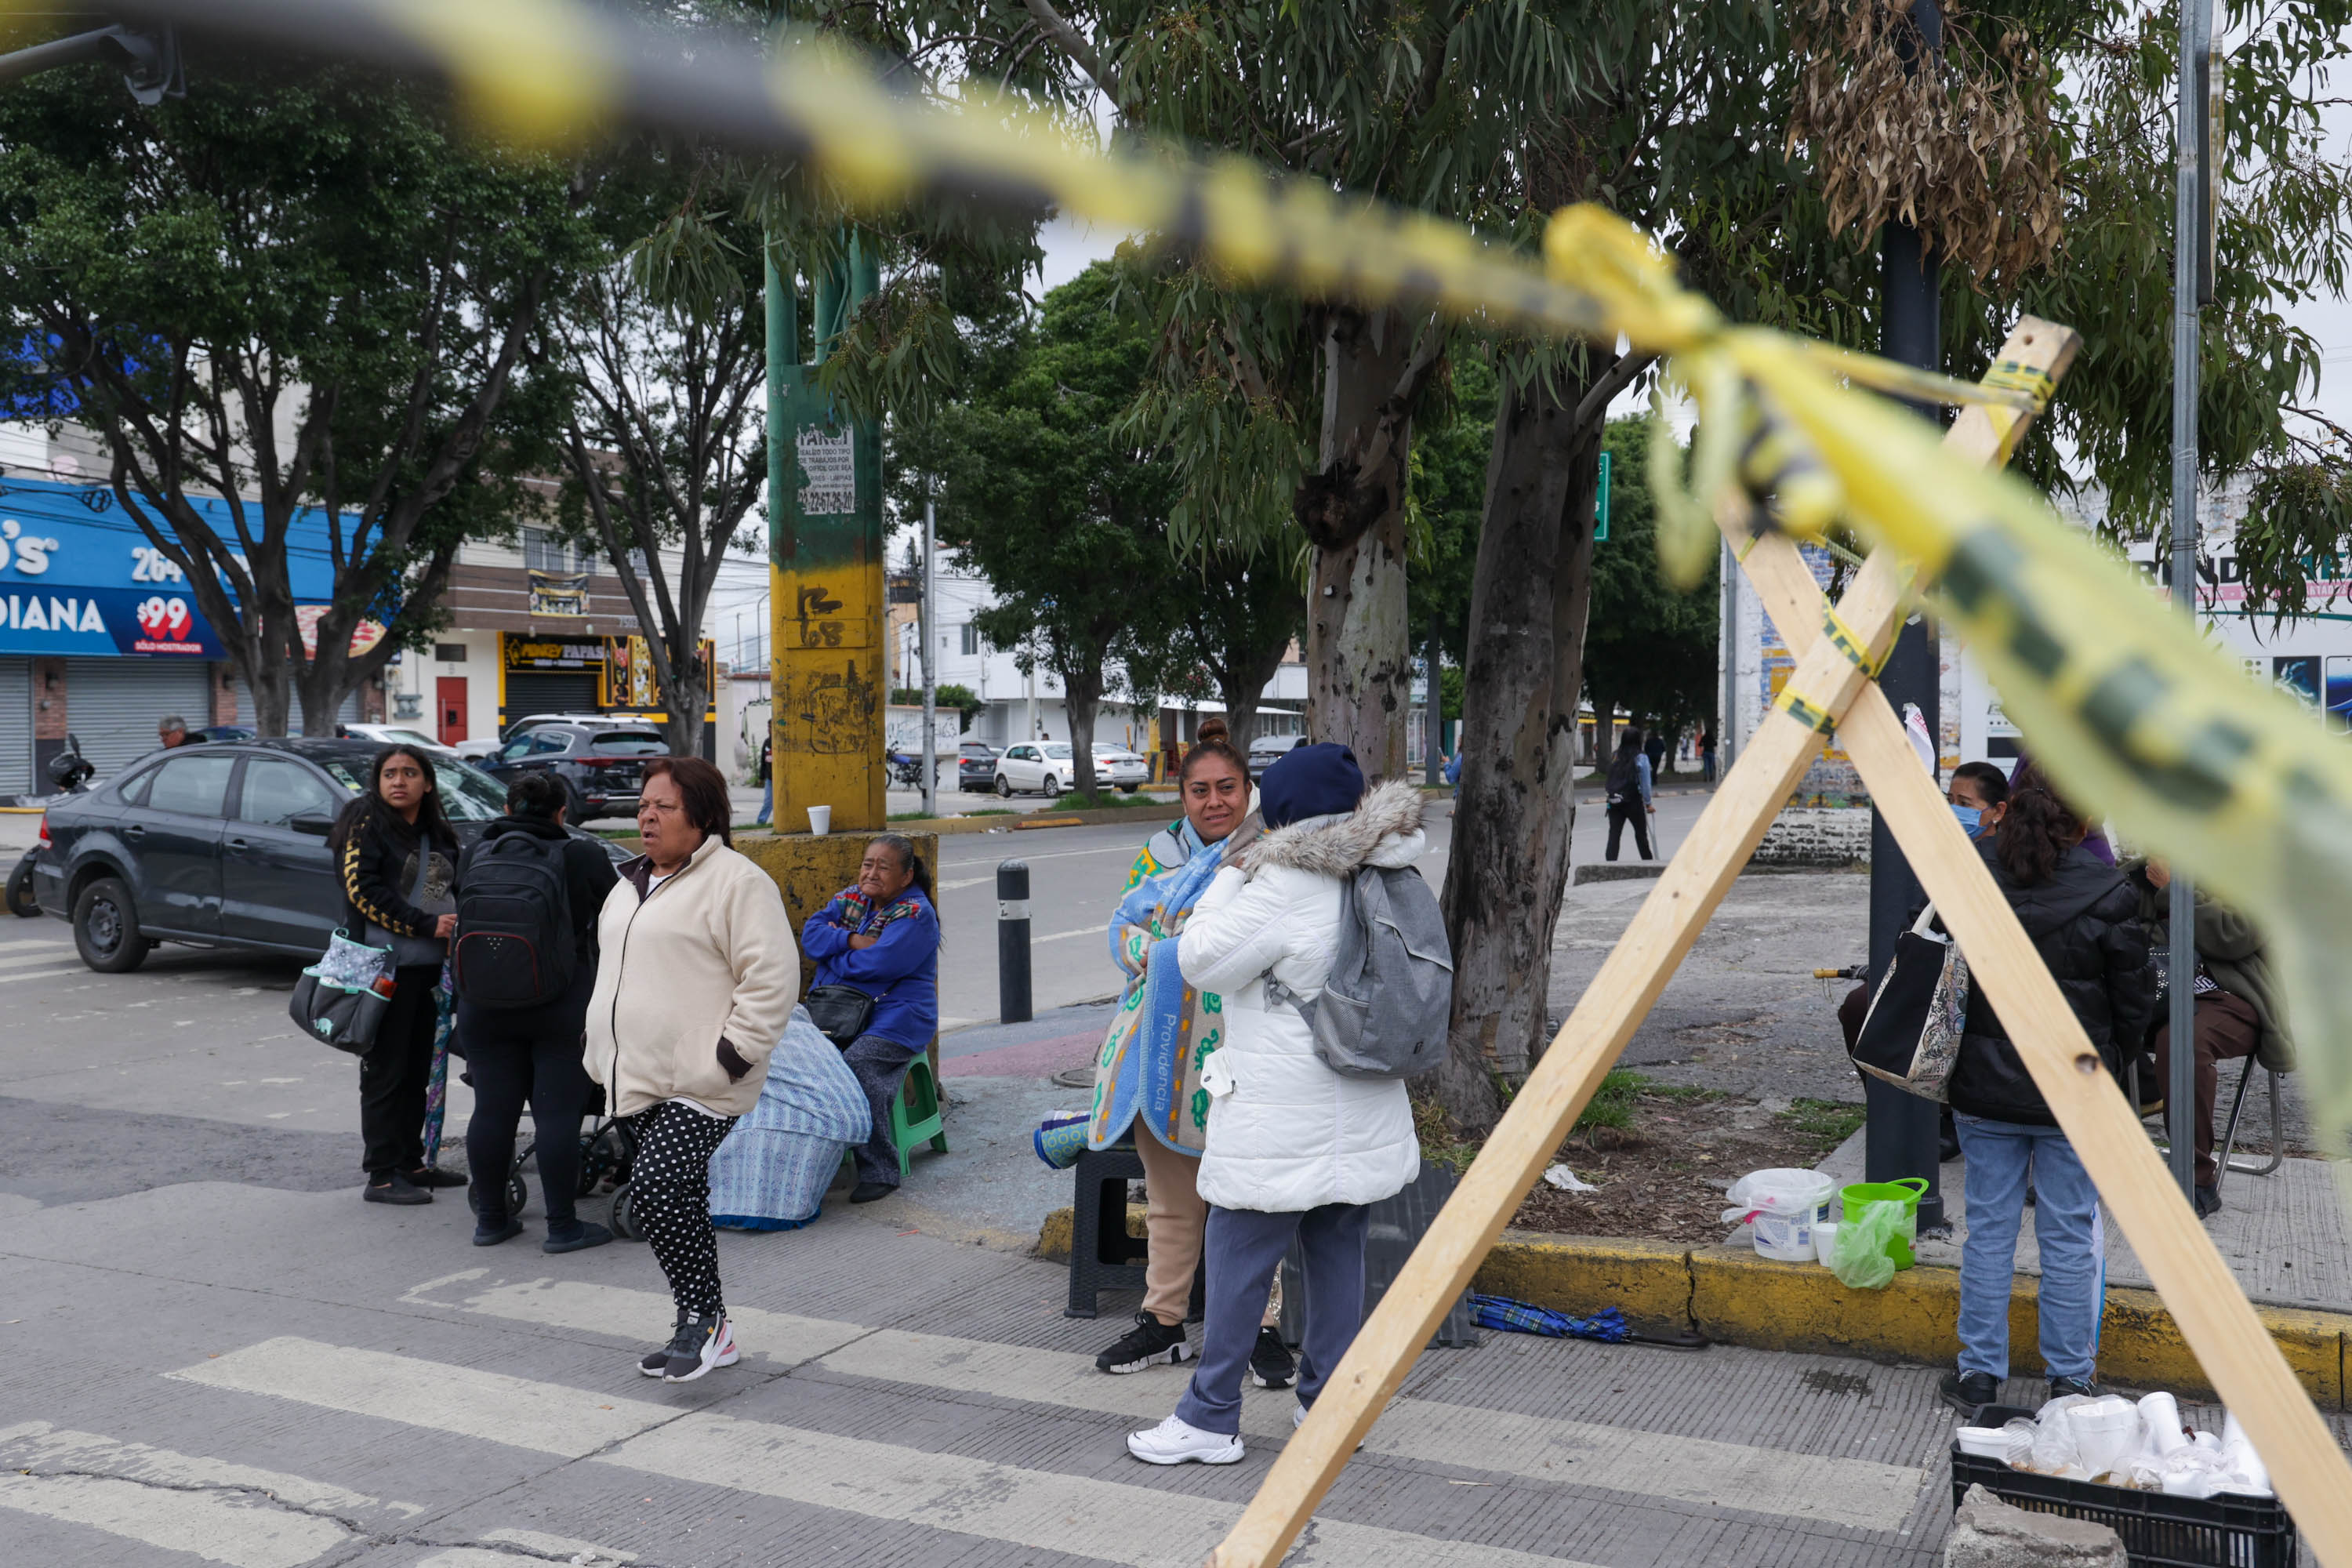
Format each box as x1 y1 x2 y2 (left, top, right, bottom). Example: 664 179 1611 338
60 0 2352 1140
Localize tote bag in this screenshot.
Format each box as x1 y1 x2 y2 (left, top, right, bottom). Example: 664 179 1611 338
1850 904 1969 1102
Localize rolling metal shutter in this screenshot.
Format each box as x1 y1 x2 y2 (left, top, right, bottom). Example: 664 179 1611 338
62 658 213 774
234 677 362 731
0 658 30 795
502 671 600 724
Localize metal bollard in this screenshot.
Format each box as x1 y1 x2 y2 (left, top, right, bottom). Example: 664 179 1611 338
996 859 1032 1024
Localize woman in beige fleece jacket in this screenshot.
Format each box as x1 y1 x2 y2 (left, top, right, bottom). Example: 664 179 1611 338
585 757 797 1383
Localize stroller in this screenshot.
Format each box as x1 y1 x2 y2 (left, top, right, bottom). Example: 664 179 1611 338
470 1113 645 1237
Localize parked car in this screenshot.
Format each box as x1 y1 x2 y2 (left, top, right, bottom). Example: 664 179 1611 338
1247 732 1308 768
993 741 1073 797
192 724 257 744
29 738 626 972
452 712 625 761
338 722 462 759
473 720 666 824
1091 746 1149 793
955 740 1000 793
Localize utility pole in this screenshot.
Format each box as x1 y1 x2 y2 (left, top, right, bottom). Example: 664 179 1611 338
921 495 938 818
1423 626 1443 786
1864 0 1947 1232
2166 0 2212 1198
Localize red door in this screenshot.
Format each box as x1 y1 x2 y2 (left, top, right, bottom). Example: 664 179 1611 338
437 677 469 746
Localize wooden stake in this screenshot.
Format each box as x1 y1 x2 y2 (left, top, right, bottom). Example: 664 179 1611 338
1205 318 2078 1568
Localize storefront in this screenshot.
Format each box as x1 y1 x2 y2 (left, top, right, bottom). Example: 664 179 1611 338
497 631 720 754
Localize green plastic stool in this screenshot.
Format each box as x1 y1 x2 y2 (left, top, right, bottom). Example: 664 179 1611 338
844 1055 949 1179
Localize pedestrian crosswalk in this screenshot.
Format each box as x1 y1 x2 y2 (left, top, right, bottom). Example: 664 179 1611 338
0 1262 1944 1568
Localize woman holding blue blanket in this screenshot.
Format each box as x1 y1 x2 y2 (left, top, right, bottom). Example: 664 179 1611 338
1087 737 1293 1391
801 834 942 1203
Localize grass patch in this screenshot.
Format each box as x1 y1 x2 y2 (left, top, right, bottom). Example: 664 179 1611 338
1054 789 1153 811
1410 1093 1483 1174
960 808 1014 817
1573 1069 1646 1134
887 810 936 822
1781 1098 1867 1147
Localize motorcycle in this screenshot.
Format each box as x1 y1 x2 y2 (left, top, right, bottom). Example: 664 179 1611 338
887 749 925 789
6 734 96 918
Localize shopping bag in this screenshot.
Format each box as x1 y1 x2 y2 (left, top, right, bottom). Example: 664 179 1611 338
1850 904 1968 1102
289 969 394 1054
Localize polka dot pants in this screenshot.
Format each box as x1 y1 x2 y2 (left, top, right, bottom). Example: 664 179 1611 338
630 1100 737 1319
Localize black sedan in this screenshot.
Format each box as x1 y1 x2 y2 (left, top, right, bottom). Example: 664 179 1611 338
473 720 667 823
30 737 627 973
956 739 1000 793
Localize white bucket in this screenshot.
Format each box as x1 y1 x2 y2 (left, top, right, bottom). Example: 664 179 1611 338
1723 1168 1836 1263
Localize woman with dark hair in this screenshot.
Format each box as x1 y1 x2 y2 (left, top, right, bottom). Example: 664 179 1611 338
1087 737 1293 1389
586 754 798 1381
1603 731 1653 861
452 771 619 1250
2008 756 2114 865
1948 760 2010 842
801 833 942 1203
1939 782 2156 1414
334 744 463 1206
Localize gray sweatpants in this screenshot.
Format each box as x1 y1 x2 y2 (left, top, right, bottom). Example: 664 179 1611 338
1174 1201 1370 1436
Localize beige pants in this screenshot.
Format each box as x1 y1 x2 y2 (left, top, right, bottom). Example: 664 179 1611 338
1134 1128 1279 1330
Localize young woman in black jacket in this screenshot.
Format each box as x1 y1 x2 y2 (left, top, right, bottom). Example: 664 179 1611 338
1941 784 2157 1413
332 745 463 1206
453 771 619 1251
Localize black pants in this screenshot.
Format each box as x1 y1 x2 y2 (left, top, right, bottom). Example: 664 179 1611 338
842 1033 919 1187
630 1099 737 1319
359 964 443 1180
1605 801 1652 861
460 969 594 1228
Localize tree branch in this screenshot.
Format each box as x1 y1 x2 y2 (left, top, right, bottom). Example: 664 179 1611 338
1022 0 1119 104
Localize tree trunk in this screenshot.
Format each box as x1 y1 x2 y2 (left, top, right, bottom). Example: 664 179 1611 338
662 643 707 759
1296 307 1436 781
1062 661 1105 795
1430 369 1603 1127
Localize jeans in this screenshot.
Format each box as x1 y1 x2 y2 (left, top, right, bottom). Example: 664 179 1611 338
1174 1202 1369 1436
1954 1113 2104 1381
756 778 773 826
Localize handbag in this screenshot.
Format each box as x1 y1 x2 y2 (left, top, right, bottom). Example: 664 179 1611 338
290 930 397 1054
803 983 877 1047
1850 903 1969 1102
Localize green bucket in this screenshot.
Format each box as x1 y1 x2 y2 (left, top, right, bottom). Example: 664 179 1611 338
1839 1178 1929 1269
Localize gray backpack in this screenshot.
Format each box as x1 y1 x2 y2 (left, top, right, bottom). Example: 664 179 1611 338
1269 864 1455 1079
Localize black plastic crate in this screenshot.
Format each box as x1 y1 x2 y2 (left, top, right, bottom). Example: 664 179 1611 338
1951 1406 2297 1568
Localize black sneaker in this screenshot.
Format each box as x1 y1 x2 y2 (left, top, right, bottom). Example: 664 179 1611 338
472 1217 523 1247
543 1220 614 1254
849 1181 895 1203
638 1313 739 1382
2194 1184 2221 1219
1094 1312 1191 1374
2048 1375 2101 1400
405 1166 468 1189
1940 1369 1999 1414
363 1172 431 1206
1249 1327 1297 1389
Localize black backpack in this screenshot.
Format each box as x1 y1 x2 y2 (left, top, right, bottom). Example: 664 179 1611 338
451 831 575 1010
1605 750 1640 804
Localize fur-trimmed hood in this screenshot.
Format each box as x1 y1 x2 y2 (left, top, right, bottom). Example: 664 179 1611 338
1237 779 1429 877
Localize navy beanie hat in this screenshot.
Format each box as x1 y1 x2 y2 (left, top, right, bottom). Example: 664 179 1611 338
1258 742 1365 829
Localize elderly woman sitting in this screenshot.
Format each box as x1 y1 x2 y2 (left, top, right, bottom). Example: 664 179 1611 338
800 833 942 1203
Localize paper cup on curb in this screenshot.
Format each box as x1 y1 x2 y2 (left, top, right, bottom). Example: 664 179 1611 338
808 804 832 836
1813 1221 1840 1265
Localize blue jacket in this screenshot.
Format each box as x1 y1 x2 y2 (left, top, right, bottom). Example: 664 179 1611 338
800 882 941 1050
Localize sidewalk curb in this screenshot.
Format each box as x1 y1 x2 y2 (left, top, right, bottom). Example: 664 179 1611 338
1031 1214 2348 1406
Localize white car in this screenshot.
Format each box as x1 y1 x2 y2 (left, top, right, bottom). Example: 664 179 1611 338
339 723 463 760
994 741 1076 797
1091 746 1149 793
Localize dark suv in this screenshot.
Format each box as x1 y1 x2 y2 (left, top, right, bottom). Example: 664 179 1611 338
956 739 1000 793
30 738 625 972
474 721 667 823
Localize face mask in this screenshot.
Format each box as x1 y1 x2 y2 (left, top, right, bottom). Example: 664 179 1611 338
1951 804 1983 839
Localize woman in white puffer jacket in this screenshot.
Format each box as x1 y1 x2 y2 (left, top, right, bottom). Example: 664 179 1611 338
1126 745 1425 1467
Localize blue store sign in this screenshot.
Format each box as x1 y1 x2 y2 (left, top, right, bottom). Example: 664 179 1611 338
0 478 343 658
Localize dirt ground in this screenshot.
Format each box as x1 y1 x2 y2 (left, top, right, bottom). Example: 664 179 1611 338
1424 1077 1866 1245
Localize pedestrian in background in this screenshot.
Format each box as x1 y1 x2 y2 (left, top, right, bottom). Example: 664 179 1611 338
800 833 942 1203
1940 782 2155 1412
1087 736 1293 1390
755 732 773 827
2127 856 2292 1218
1603 731 1653 862
1644 725 1668 786
2009 756 2113 866
334 744 463 1206
1127 745 1424 1467
586 756 797 1383
158 715 192 750
452 771 619 1251
1699 728 1717 782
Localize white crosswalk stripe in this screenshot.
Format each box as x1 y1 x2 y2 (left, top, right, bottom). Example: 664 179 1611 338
405 1270 1925 1532
174 1336 1608 1568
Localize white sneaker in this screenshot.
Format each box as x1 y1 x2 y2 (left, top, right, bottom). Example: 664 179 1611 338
1126 1414 1244 1466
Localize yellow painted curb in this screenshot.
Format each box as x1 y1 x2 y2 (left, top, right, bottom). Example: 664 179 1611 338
1031 1212 2350 1407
